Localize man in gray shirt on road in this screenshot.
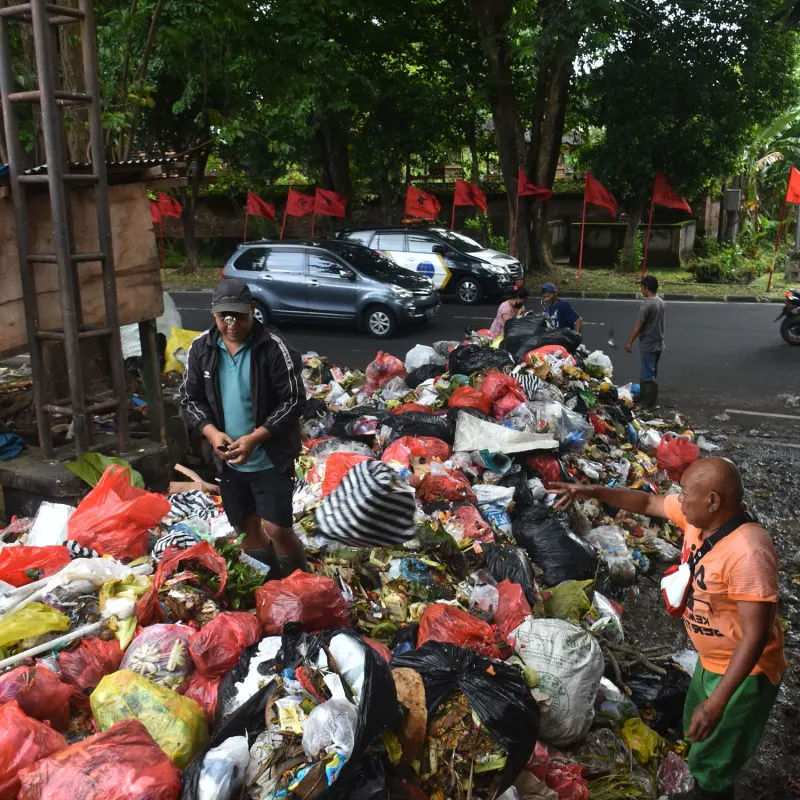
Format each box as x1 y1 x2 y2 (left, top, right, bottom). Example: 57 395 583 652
625 274 665 407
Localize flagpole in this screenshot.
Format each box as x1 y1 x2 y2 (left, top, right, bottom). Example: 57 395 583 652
159 222 166 275
451 196 456 230
577 183 588 284
280 209 288 240
641 183 656 278
243 211 249 243
768 196 788 292
513 191 520 257
311 209 317 239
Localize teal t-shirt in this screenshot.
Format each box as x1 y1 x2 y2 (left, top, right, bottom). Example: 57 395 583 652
217 338 273 472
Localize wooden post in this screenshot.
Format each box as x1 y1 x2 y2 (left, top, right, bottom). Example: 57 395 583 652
138 318 166 444
311 209 317 239
577 192 588 284
513 192 520 257
280 209 288 240
450 200 456 230
159 222 166 275
243 211 249 243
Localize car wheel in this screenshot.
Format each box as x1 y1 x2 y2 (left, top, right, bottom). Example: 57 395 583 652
253 302 269 326
365 306 397 338
456 277 483 305
780 315 800 345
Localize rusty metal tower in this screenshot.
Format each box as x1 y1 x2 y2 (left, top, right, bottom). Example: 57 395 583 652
0 0 128 457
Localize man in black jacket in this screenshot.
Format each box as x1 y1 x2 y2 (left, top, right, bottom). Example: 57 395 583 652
179 278 307 576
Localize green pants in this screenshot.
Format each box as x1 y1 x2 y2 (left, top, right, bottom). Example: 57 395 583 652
684 664 780 793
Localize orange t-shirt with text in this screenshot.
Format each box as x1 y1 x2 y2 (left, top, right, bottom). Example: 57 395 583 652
663 494 786 685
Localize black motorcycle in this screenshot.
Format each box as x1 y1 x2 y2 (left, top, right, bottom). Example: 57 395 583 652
777 288 800 345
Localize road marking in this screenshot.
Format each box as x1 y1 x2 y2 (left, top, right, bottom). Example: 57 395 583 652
724 408 800 421
746 438 800 450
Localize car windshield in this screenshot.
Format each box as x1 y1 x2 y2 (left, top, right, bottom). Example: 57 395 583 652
324 241 411 279
432 228 484 253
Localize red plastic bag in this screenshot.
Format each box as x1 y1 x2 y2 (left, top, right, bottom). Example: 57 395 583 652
494 392 525 420
363 637 392 662
136 541 228 626
67 465 170 560
182 672 220 721
391 403 433 415
480 372 523 402
381 436 452 466
17 718 182 800
525 742 589 800
0 546 71 587
529 345 576 366
256 570 349 635
322 453 373 497
494 580 532 639
417 471 476 504
364 351 406 391
526 453 563 487
120 623 195 691
418 603 509 660
0 665 77 731
0 701 68 800
58 638 122 694
656 434 700 480
189 611 263 678
448 386 492 415
452 504 494 543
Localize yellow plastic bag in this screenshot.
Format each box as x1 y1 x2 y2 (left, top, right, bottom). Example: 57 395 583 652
99 574 152 648
543 580 593 623
91 670 209 768
0 602 70 649
621 717 663 764
162 327 202 374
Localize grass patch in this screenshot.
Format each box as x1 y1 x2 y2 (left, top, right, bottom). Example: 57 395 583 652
540 264 790 300
162 267 221 291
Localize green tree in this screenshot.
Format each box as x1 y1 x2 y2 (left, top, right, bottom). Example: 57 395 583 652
582 0 799 268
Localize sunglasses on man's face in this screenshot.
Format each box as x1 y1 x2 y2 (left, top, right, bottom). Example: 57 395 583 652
215 312 249 324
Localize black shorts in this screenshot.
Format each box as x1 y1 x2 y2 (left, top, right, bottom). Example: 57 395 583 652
220 466 294 528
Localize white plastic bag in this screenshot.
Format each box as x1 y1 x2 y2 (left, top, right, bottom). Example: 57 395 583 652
405 344 446 372
302 698 359 759
26 502 74 547
382 376 410 402
327 633 367 700
585 350 614 378
197 736 250 800
511 618 605 746
584 525 638 586
453 412 558 455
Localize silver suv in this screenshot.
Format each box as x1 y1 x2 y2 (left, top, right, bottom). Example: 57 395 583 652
221 240 440 338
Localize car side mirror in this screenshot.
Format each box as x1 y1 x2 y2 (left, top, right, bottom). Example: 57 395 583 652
339 268 356 280
431 244 446 254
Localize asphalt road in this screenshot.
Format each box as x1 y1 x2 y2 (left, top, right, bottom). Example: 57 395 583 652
171 291 800 422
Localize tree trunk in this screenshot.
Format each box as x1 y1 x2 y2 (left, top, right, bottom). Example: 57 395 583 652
57 2 91 163
619 199 645 272
317 114 351 213
467 119 480 183
470 0 531 263
180 150 209 273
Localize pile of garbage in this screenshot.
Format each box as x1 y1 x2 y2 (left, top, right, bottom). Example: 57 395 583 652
0 316 708 800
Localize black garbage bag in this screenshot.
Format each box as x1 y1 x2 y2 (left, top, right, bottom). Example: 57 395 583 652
386 411 455 444
498 462 536 509
502 313 548 354
512 503 596 586
512 327 583 362
626 664 691 736
327 407 389 439
445 405 495 428
185 628 400 800
448 344 514 376
392 642 540 794
482 543 539 607
406 363 442 389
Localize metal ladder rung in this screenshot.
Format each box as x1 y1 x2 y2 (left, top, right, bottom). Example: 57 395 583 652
18 172 99 185
8 89 91 105
0 4 86 21
36 326 114 341
27 251 107 264
45 397 120 416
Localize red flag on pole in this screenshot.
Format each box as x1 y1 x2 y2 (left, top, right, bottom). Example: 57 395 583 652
513 169 552 255
517 169 552 200
149 200 162 225
652 172 692 213
156 191 182 218
285 189 315 218
314 187 348 218
584 172 617 217
246 190 276 221
405 186 441 220
767 166 800 291
453 179 488 211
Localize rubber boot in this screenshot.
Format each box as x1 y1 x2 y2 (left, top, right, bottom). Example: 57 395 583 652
244 542 279 573
638 380 659 408
278 548 310 577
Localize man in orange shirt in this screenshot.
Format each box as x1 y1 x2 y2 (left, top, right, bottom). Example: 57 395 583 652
554 458 785 800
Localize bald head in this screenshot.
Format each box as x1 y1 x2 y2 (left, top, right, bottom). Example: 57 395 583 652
678 457 745 529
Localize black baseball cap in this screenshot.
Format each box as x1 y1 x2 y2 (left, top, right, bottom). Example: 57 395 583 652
640 275 659 293
211 278 252 314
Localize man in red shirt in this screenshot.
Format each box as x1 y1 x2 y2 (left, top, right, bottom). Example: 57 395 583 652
554 458 785 800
